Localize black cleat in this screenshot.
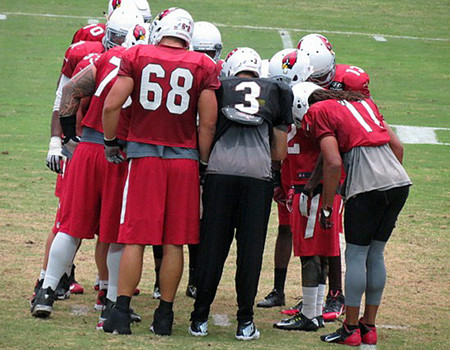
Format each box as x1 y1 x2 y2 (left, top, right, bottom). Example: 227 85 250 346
236 321 260 341
55 273 71 300
102 307 132 335
257 289 285 308
31 287 56 318
186 285 197 299
188 320 208 337
320 323 361 346
323 290 345 322
273 312 319 331
150 307 174 336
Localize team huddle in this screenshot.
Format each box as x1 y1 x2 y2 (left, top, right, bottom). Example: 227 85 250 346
30 0 411 346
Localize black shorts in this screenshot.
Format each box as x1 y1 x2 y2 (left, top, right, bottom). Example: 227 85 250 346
344 186 410 246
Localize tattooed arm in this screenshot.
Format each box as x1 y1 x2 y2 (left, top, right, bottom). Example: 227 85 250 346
59 64 97 118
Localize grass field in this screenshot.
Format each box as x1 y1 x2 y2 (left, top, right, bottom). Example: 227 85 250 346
0 1 449 349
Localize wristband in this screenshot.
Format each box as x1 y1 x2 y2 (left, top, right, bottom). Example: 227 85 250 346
59 115 77 138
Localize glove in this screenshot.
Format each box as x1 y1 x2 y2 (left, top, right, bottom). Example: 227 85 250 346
46 136 63 173
319 207 333 230
199 160 207 186
104 138 125 164
61 135 80 159
273 185 286 205
286 187 295 212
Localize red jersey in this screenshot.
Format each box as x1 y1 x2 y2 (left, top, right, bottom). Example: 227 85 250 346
82 46 129 139
286 125 321 185
329 64 370 96
303 98 390 153
119 44 220 148
72 53 101 77
71 23 106 44
61 41 104 78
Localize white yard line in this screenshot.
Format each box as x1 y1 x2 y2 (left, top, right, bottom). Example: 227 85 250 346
2 11 449 42
391 125 450 145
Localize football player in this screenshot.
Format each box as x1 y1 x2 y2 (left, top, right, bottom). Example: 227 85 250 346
296 84 410 346
257 49 313 310
273 82 341 332
101 8 219 336
189 47 293 341
295 33 372 321
31 6 145 320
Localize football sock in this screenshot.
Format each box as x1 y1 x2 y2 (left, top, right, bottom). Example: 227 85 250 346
106 243 124 303
158 299 173 313
39 269 46 281
116 295 131 313
274 268 287 292
302 286 318 319
316 284 326 316
43 232 79 290
99 280 108 291
345 244 370 307
365 240 387 305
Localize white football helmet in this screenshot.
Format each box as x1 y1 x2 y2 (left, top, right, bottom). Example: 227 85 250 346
150 8 194 48
107 0 151 23
268 49 313 87
297 34 336 87
191 21 223 62
291 82 323 127
103 4 144 49
123 23 150 48
222 47 262 78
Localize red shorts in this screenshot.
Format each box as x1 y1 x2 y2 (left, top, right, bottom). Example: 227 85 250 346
54 158 71 198
292 192 342 257
58 142 127 243
277 160 292 226
118 157 200 245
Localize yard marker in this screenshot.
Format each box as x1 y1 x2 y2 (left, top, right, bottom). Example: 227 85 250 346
391 125 450 145
0 14 6 20
278 30 293 48
373 35 387 42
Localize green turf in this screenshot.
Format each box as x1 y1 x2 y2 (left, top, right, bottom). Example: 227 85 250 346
0 1 449 349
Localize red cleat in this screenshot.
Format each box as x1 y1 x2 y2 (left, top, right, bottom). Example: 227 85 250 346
359 318 377 345
70 282 84 294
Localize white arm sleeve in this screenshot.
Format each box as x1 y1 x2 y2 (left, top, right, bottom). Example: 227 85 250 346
52 74 71 112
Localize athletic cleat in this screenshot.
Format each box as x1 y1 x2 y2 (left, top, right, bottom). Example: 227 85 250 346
150 307 174 336
99 299 142 326
256 289 285 308
55 273 71 300
133 288 140 296
31 287 55 318
317 315 325 328
30 279 44 306
323 290 345 321
320 322 361 346
280 299 303 315
70 282 84 294
188 320 208 337
103 307 132 335
186 285 197 299
152 285 161 300
68 264 84 294
359 318 377 345
273 312 319 332
94 289 107 311
236 321 260 341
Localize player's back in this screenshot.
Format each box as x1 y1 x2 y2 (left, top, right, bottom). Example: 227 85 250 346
62 41 105 78
82 46 128 138
120 44 220 148
304 98 389 153
71 23 106 44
